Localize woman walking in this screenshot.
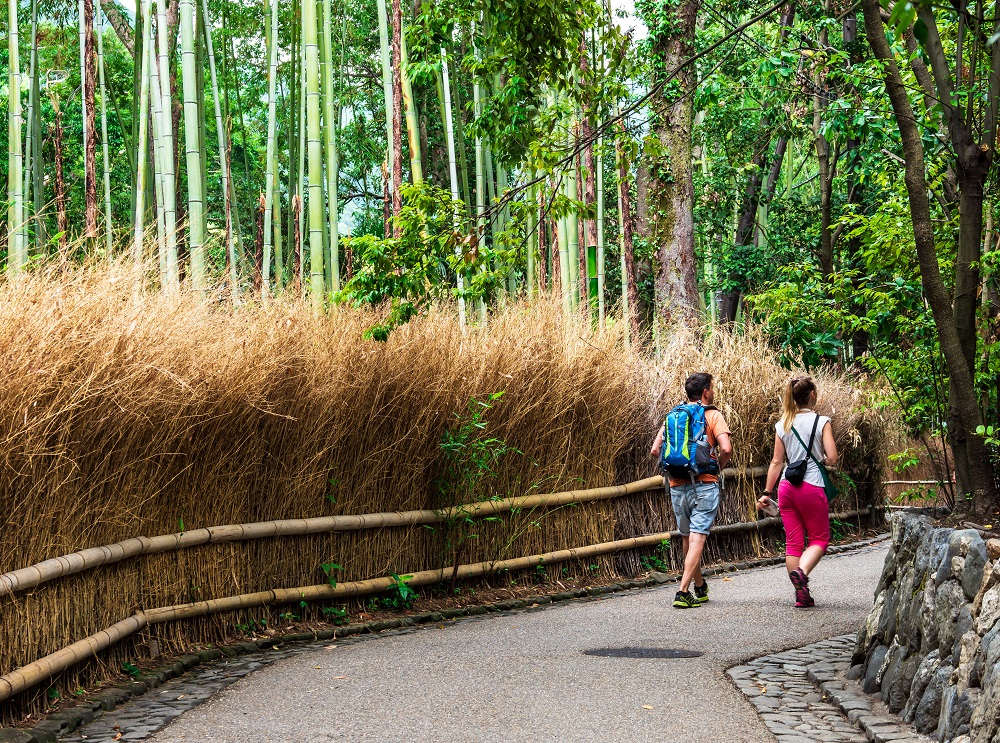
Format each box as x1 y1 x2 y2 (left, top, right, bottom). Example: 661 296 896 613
757 376 838 607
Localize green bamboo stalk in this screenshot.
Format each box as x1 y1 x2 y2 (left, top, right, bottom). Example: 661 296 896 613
526 179 537 296
7 0 26 272
566 160 579 312
441 46 466 327
450 43 471 212
596 135 605 328
400 31 422 183
23 0 35 243
154 0 178 286
132 0 153 274
129 1 143 220
201 0 237 301
180 0 206 289
97 7 114 254
472 28 487 321
615 124 629 347
304 0 324 310
149 55 168 278
262 0 280 294
297 56 308 291
79 0 89 201
376 0 394 173
321 0 340 292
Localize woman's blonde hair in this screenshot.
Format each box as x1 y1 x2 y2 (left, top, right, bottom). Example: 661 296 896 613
780 376 817 433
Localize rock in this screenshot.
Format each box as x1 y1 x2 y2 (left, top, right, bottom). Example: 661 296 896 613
937 686 977 740
954 630 982 691
880 643 907 698
969 659 1000 742
846 663 864 680
913 663 952 734
863 645 890 693
952 605 974 666
935 580 967 652
986 538 1000 561
877 584 900 642
856 590 886 662
903 649 940 723
961 534 988 601
876 547 899 596
919 580 940 653
887 652 920 714
975 582 1000 636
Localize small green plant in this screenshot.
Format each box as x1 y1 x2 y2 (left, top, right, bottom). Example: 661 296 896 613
382 573 418 610
587 563 600 574
321 562 342 588
889 448 921 474
829 518 855 542
321 606 349 625
177 517 185 532
122 662 141 680
46 687 60 705
533 564 547 583
73 688 86 697
277 611 300 622
326 476 340 505
640 538 672 573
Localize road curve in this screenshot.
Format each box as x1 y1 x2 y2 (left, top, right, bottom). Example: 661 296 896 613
136 544 888 743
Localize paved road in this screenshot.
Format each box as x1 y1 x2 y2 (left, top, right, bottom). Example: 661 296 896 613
146 545 887 743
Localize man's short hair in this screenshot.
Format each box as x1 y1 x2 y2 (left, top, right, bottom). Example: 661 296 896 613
685 372 713 401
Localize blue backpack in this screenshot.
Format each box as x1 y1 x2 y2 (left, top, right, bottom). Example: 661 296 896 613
659 403 719 480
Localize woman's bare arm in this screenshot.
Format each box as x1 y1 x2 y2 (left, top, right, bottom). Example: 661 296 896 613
758 435 785 510
822 421 838 467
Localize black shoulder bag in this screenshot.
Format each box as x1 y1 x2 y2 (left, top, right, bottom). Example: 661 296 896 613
784 414 819 486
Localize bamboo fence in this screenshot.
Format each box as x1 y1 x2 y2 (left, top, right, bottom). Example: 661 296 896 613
0 466 867 703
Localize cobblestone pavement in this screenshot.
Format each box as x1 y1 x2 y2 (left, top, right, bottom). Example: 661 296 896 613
60 649 304 743
727 634 934 743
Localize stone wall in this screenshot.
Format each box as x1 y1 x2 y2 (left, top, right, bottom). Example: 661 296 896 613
853 514 1000 743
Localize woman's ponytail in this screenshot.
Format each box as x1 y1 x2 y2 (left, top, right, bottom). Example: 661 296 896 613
780 376 817 434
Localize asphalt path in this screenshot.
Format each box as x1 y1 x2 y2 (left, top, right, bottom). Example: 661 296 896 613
149 544 888 743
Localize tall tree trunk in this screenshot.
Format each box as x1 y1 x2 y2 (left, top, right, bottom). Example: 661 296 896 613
643 0 701 329
81 0 99 242
390 0 403 230
53 102 69 261
863 0 998 512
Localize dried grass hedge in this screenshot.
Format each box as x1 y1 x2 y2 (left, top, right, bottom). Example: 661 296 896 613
0 267 893 720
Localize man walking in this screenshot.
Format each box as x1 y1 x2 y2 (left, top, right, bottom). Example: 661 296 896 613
650 372 732 608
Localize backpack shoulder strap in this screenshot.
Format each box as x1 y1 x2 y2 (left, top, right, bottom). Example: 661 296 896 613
790 414 822 466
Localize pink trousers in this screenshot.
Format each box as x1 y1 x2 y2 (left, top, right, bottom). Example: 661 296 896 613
777 480 830 557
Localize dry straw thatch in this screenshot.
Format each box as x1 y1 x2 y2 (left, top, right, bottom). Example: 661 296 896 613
0 267 892 719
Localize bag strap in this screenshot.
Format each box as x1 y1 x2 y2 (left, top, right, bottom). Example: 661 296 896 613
790 414 822 467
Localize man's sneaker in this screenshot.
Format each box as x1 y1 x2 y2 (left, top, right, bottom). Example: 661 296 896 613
789 568 814 608
693 581 709 603
672 590 701 609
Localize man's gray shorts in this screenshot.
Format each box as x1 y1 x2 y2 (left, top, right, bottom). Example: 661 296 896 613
670 480 721 536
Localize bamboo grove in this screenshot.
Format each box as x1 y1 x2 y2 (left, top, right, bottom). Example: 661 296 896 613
1 0 633 321
1 0 1000 504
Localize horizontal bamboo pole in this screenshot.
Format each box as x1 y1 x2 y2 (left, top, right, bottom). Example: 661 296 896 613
0 504 867 703
0 468 768 598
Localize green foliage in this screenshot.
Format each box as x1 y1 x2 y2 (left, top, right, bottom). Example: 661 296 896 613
382 573 419 610
321 562 342 588
321 606 349 625
639 538 671 573
122 662 142 680
438 392 518 501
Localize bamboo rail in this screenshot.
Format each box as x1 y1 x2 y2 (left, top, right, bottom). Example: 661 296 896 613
0 505 868 703
0 467 768 598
